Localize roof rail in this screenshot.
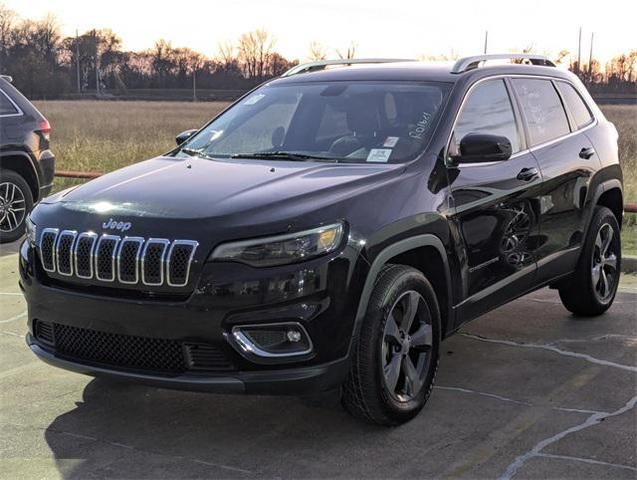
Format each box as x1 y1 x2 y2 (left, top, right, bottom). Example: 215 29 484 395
451 54 555 74
0 74 13 83
281 58 415 77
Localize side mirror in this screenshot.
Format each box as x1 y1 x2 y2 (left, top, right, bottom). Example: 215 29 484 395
175 129 197 146
454 133 512 163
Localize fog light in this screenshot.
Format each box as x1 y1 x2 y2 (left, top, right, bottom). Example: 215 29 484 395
287 330 302 343
231 322 313 359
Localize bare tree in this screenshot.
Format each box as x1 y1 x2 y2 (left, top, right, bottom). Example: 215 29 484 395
308 41 327 61
150 39 175 87
174 48 203 78
336 42 356 60
0 4 16 63
217 40 235 69
237 29 275 79
626 50 637 82
554 49 570 65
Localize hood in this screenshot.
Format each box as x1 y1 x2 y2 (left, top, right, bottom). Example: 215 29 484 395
42 156 404 224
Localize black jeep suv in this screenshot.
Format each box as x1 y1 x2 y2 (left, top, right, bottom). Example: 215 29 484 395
0 75 55 243
20 55 623 425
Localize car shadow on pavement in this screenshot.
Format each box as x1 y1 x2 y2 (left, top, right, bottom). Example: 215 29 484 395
44 377 391 478
0 238 22 257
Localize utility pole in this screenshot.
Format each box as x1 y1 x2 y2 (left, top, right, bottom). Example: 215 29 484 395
75 30 81 93
192 69 197 102
577 26 582 75
95 51 100 96
588 32 595 84
484 31 488 54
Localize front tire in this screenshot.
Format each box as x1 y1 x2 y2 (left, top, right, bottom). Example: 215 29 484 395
342 264 441 426
0 170 34 244
558 206 621 316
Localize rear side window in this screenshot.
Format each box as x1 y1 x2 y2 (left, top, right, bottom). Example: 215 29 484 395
556 81 594 129
0 89 19 116
511 78 569 146
453 79 522 153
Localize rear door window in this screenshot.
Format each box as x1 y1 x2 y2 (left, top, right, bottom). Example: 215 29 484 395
0 89 19 116
453 79 522 154
511 78 570 146
555 81 594 129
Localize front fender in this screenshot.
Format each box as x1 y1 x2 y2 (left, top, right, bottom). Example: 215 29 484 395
348 232 453 357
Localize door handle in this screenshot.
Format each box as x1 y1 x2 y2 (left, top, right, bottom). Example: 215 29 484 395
517 167 539 182
579 147 596 159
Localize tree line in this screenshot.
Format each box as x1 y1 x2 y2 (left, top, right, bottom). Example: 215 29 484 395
0 6 299 99
0 5 635 100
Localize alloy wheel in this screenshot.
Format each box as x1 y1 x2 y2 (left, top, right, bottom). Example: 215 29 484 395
591 223 618 302
0 181 26 233
381 290 433 402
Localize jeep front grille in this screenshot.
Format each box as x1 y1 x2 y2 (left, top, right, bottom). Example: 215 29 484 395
39 228 198 288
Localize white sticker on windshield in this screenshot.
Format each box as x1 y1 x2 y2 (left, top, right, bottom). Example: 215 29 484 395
367 149 392 163
383 136 399 147
243 94 265 105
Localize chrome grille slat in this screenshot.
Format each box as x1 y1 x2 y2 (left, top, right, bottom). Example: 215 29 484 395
167 240 199 287
94 235 120 282
117 237 144 284
37 229 197 288
39 228 59 272
56 230 77 276
141 238 170 286
74 232 97 279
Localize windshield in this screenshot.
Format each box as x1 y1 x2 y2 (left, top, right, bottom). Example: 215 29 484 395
178 81 451 164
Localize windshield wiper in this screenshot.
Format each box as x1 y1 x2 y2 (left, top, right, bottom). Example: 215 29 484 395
180 147 213 159
231 151 338 162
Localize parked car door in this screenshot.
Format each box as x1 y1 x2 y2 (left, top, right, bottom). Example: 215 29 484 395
510 78 601 284
446 78 544 321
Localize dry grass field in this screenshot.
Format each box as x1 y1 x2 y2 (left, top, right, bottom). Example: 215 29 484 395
34 100 636 252
34 100 228 176
603 105 637 205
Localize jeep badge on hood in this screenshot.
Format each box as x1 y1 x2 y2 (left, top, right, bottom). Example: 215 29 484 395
102 218 132 232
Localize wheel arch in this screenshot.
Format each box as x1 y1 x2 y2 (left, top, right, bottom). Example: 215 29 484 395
595 181 623 230
0 151 40 201
352 234 453 347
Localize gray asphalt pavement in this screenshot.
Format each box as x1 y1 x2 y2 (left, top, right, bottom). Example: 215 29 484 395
1 239 635 479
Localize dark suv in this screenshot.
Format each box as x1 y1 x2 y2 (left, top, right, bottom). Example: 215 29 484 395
20 55 623 425
0 75 55 243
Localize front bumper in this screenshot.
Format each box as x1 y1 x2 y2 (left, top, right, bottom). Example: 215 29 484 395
20 239 365 395
27 334 349 395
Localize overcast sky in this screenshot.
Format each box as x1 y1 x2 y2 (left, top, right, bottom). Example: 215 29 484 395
8 0 637 63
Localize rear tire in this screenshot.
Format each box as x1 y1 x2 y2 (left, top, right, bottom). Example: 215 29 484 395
0 170 34 244
558 206 621 316
342 264 441 426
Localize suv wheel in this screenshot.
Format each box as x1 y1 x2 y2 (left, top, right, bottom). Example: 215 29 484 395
558 206 621 316
342 264 441 425
0 170 34 244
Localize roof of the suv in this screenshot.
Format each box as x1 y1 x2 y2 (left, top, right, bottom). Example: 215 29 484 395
270 61 574 85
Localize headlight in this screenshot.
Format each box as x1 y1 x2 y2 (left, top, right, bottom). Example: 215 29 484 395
210 222 344 267
25 215 36 245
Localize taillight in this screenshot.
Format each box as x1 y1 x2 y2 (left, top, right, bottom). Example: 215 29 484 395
37 119 51 141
